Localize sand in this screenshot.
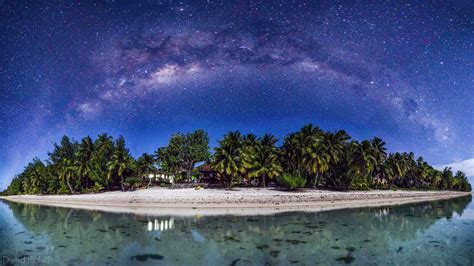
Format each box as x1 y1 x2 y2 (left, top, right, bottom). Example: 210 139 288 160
0 187 470 216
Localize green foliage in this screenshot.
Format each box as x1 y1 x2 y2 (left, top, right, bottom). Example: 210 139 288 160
107 136 136 191
137 153 156 187
211 124 470 192
90 182 104 193
241 134 282 187
276 173 306 191
123 177 141 191
160 182 171 188
350 176 371 190
155 129 210 181
3 133 140 195
2 125 471 195
211 131 245 189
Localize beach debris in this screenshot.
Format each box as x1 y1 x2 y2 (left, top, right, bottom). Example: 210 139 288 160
286 239 307 245
130 254 164 261
269 250 280 258
336 255 355 264
224 235 240 243
230 258 240 266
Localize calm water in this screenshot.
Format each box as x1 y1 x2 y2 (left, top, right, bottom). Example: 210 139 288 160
1 196 473 265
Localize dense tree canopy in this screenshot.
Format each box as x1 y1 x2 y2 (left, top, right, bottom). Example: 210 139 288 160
210 124 471 192
1 124 471 196
155 129 211 181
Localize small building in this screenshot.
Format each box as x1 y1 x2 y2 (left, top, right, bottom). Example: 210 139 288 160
146 171 178 184
197 164 219 183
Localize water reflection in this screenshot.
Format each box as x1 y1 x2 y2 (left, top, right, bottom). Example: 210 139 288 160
0 195 472 265
147 218 175 231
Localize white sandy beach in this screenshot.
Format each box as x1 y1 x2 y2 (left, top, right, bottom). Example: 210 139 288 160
1 187 470 216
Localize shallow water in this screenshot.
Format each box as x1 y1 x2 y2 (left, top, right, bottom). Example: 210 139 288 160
1 196 473 265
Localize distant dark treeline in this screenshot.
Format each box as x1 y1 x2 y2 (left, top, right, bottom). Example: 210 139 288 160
1 124 471 195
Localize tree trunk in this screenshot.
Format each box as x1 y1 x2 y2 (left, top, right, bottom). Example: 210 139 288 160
185 161 194 182
66 178 74 194
389 176 397 189
147 174 152 188
262 175 266 188
228 175 233 189
186 169 192 182
313 173 319 188
120 176 125 191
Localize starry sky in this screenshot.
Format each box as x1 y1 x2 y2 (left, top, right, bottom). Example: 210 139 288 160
1 1 473 189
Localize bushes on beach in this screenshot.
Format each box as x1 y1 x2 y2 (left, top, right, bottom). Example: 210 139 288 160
276 173 306 190
1 124 472 196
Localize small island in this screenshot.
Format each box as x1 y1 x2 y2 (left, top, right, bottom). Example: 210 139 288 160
1 124 471 214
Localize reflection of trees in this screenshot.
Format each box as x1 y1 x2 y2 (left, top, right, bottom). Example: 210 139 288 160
7 195 472 264
183 195 473 260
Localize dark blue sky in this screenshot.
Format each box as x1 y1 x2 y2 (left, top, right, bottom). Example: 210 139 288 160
1 1 473 189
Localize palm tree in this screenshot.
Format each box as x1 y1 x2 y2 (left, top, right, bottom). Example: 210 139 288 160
243 133 258 146
374 161 392 188
96 133 114 150
261 133 278 148
21 177 31 194
326 141 355 190
241 133 259 183
77 136 94 190
60 159 76 194
212 131 244 189
137 153 156 187
29 159 47 194
281 124 323 183
300 124 323 144
91 133 114 187
281 133 303 175
45 164 60 194
370 137 387 163
107 136 135 191
324 130 350 164
242 142 282 187
386 153 407 188
303 140 330 188
350 140 377 178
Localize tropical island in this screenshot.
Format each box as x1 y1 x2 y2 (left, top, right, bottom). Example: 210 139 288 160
1 124 471 213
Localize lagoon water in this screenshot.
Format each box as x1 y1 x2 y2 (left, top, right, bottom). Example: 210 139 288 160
1 196 473 265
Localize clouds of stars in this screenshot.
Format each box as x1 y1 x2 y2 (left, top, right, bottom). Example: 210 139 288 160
0 1 473 188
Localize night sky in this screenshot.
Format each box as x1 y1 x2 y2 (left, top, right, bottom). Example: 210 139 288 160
1 1 473 189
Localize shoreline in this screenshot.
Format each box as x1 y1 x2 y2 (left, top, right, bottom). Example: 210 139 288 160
0 187 470 216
